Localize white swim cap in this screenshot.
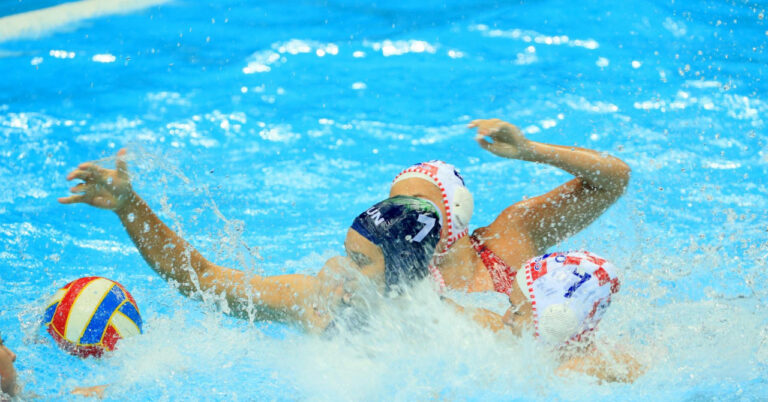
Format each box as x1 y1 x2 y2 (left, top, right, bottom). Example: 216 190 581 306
393 161 474 250
515 251 621 345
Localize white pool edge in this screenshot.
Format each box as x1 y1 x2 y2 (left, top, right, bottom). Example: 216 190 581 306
0 0 170 43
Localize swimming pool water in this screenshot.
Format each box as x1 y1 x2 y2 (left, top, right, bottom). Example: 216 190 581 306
1 0 767 400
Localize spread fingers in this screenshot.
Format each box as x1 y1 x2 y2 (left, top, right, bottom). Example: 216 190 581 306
475 136 494 151
66 168 93 181
67 164 108 182
57 194 87 205
69 183 88 194
116 148 128 174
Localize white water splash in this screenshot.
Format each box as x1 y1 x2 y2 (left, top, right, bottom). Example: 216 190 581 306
470 24 599 50
364 39 437 57
243 40 340 74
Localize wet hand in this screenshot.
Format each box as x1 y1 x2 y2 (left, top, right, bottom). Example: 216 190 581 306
468 119 532 159
70 384 107 398
58 148 134 212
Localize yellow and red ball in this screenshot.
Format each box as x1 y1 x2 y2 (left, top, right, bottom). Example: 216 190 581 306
43 276 142 358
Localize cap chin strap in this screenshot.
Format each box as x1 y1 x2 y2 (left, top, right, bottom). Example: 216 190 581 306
516 264 532 300
428 264 446 292
421 198 446 292
452 186 474 230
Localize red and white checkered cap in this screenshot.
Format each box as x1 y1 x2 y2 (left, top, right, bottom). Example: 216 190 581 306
393 161 474 251
515 251 621 345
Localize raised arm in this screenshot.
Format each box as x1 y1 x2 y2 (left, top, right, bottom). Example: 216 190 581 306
58 149 336 331
469 119 630 255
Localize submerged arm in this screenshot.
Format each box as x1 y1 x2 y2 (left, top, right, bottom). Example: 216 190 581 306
442 297 508 332
446 298 642 383
557 348 643 383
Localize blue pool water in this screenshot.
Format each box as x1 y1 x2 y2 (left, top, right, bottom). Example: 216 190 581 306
1 0 767 399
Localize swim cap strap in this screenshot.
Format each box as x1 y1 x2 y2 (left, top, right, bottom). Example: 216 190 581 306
428 263 446 292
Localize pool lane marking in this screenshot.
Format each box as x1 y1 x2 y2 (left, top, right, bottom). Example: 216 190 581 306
0 0 170 43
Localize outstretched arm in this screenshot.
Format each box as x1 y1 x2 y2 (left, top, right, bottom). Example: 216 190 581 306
469 119 631 255
58 149 337 331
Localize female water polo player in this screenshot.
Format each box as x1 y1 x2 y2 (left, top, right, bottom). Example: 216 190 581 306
389 118 631 294
57 120 635 382
450 250 642 383
59 152 443 331
58 117 629 325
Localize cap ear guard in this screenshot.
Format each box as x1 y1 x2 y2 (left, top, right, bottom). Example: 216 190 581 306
538 304 581 344
452 186 474 229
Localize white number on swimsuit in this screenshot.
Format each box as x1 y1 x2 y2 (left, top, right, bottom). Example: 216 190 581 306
412 214 436 243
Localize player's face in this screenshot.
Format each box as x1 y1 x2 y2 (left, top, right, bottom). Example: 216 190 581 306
311 230 387 320
0 333 18 397
343 228 386 285
309 234 387 331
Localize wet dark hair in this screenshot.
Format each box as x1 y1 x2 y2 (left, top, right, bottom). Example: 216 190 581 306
350 196 442 290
